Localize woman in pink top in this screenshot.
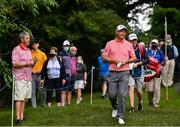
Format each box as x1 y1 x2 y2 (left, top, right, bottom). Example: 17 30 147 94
61 46 77 107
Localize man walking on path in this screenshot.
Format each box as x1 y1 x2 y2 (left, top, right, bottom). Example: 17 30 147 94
146 39 165 108
102 25 136 125
31 41 47 108
12 32 36 125
127 33 149 112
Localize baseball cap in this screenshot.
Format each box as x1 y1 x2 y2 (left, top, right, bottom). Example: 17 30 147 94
128 33 138 41
63 40 70 46
151 39 159 44
116 25 127 32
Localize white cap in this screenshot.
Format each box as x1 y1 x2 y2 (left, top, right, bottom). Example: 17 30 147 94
116 25 127 32
151 39 159 44
128 33 138 41
63 40 70 46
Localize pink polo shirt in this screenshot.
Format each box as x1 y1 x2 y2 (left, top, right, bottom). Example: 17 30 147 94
12 43 32 81
103 38 135 71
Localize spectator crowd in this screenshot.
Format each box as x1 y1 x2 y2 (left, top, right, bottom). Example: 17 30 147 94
12 26 179 125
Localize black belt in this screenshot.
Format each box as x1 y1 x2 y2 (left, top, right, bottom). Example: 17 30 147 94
32 72 41 75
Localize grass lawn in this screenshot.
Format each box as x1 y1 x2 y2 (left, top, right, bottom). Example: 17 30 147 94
1 83 180 126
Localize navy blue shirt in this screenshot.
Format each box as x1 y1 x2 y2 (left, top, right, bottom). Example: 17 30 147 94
131 47 149 77
59 51 68 57
161 44 176 60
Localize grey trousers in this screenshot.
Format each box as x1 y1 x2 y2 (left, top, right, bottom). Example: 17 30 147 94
108 71 130 119
31 74 46 108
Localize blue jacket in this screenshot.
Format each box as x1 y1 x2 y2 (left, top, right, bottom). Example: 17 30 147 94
97 56 109 77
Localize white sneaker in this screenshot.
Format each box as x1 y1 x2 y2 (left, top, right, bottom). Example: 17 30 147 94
47 103 51 107
154 103 159 108
76 97 82 104
118 118 125 125
112 109 117 118
57 102 61 107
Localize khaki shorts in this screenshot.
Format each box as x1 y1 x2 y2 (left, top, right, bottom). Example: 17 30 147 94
128 75 144 93
14 80 32 100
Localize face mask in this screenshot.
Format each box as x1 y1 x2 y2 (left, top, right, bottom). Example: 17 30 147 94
63 47 69 52
70 51 77 56
151 44 158 49
49 53 56 57
77 60 83 64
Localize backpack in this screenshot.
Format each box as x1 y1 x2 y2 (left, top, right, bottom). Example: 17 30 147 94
144 51 161 82
138 43 145 58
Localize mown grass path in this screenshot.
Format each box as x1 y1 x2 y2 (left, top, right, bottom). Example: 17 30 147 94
1 84 180 126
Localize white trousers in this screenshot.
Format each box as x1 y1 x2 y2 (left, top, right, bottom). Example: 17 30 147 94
162 59 175 86
146 77 161 104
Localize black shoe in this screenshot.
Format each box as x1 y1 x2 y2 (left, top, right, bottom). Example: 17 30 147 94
129 107 135 113
15 119 22 125
21 117 26 121
149 102 153 106
138 103 143 112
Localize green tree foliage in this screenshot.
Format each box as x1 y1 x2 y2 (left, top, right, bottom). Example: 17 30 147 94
128 0 180 46
0 0 59 88
150 6 180 45
156 0 180 9
10 0 59 15
0 58 12 87
0 0 58 35
0 0 180 92
24 0 127 67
